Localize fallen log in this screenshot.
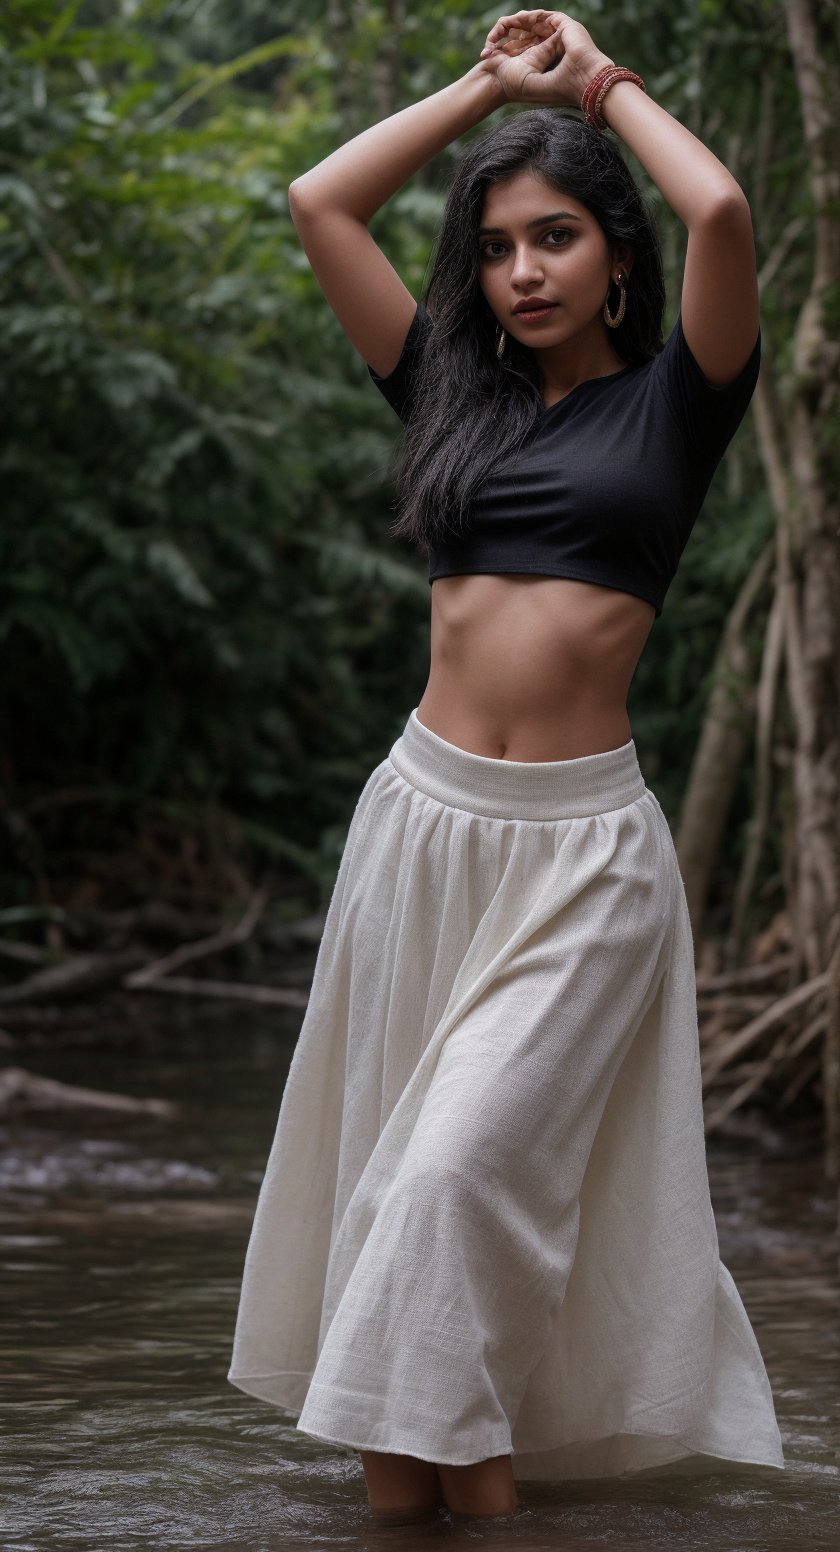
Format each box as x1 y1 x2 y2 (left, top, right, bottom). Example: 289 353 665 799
123 888 269 988
123 974 309 1009
0 938 53 966
0 1066 179 1118
0 950 147 1006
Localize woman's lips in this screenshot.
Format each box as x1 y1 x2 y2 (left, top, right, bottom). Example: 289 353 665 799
514 304 557 324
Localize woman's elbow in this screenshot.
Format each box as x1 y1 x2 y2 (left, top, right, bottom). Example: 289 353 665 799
705 181 752 227
288 178 310 212
686 179 752 236
288 177 325 220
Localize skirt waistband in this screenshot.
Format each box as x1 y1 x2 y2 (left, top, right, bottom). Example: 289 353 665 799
388 709 647 821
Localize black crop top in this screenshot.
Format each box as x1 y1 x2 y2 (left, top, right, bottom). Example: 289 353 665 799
367 301 761 618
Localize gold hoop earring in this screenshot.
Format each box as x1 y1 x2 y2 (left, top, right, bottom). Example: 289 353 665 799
496 326 507 359
603 271 626 329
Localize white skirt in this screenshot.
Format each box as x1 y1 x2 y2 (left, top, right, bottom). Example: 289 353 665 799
227 708 784 1481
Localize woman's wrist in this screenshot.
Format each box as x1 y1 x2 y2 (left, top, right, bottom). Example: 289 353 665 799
464 59 513 112
468 47 618 113
573 51 616 102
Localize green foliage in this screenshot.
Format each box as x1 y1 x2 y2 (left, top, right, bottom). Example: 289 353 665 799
0 0 436 907
0 0 809 917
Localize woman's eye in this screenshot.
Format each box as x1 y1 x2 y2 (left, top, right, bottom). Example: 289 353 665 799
479 229 572 258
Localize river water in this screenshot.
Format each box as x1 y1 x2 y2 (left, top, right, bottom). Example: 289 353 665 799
1 998 837 1551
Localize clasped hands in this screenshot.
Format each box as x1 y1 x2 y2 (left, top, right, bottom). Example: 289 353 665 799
477 9 613 106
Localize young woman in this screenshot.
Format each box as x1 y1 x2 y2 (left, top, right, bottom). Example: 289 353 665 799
228 9 785 1528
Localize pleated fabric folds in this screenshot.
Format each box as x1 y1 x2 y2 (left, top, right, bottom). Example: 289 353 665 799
227 708 784 1480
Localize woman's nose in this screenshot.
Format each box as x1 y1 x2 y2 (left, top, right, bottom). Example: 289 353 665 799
509 248 544 284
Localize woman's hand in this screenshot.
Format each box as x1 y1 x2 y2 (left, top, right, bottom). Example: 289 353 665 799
476 10 613 107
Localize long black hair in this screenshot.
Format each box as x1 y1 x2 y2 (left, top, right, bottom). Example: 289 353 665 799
388 109 666 553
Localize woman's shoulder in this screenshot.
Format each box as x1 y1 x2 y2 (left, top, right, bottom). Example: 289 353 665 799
367 299 433 424
644 307 761 451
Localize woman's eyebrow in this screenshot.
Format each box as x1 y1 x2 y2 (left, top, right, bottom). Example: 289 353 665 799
478 210 583 236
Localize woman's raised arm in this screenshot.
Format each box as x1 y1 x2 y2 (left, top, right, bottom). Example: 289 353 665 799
288 66 505 379
597 78 759 387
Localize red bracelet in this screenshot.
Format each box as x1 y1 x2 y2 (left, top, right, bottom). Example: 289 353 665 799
581 64 646 130
581 64 623 123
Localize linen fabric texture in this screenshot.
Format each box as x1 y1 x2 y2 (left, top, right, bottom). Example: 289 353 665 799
227 709 784 1480
367 301 761 618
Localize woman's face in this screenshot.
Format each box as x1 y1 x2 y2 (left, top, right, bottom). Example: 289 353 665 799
477 168 630 353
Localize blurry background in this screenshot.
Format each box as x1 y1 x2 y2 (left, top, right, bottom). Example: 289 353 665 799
1 6 838 1549
2 0 838 1169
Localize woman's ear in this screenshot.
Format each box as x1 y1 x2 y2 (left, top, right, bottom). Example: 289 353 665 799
613 244 634 278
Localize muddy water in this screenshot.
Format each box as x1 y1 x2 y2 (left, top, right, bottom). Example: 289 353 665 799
1 1000 837 1551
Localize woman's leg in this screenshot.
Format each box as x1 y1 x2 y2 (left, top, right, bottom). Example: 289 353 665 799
359 1450 442 1521
360 1448 520 1518
436 1455 520 1516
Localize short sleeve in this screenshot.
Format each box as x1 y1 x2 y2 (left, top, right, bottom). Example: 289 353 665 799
367 300 433 426
654 310 761 461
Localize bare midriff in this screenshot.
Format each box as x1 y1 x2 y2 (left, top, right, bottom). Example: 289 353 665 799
415 574 656 762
